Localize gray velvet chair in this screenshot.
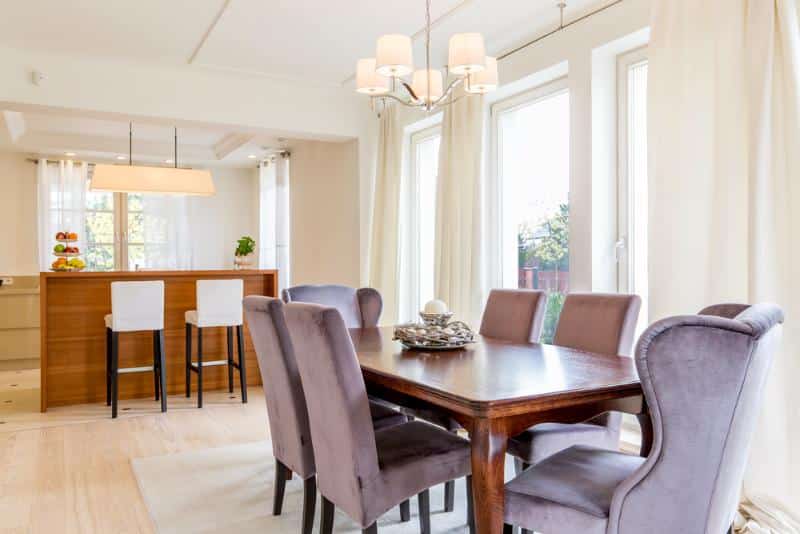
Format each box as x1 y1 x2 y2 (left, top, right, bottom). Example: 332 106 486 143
243 296 407 534
282 284 382 328
283 301 475 534
507 292 641 472
479 288 548 343
502 303 784 534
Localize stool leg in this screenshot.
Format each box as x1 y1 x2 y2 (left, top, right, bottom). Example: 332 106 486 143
236 325 247 403
400 499 410 522
185 323 191 398
466 475 475 534
418 489 431 534
105 328 112 406
197 327 203 408
301 475 316 534
157 329 167 413
226 326 234 394
111 331 119 418
152 330 160 402
321 497 335 534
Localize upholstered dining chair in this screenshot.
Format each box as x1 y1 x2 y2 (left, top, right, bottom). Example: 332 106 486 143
283 301 475 534
479 288 548 343
506 292 641 474
282 284 382 328
502 303 783 534
243 296 408 534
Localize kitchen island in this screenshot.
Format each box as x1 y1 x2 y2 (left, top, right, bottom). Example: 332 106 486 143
39 269 277 411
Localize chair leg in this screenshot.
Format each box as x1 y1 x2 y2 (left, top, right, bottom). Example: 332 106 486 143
237 324 248 403
503 525 514 534
185 323 191 398
400 499 410 522
362 524 378 534
466 475 475 534
157 329 167 413
521 529 532 534
105 328 112 406
513 458 530 476
197 327 203 408
321 496 335 534
226 326 234 393
110 332 119 418
152 330 160 401
418 489 431 534
272 460 289 516
444 480 455 512
301 476 316 534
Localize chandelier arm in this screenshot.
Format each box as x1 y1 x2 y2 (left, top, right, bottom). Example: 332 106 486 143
400 80 420 102
371 93 426 109
429 77 465 107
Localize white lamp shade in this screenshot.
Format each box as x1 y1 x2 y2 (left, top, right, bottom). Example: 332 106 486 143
466 56 498 94
356 58 390 95
411 69 444 103
376 34 413 77
91 164 216 196
448 33 486 75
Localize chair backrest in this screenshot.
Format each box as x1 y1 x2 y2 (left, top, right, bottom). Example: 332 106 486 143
243 296 315 479
110 281 164 332
283 302 379 523
196 279 243 327
282 284 382 328
479 289 547 343
552 293 641 356
608 303 784 534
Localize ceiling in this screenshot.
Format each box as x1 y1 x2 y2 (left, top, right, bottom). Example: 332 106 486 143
0 0 612 86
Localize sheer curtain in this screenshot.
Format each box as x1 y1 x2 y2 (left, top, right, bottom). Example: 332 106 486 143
258 155 291 291
37 159 88 270
649 0 800 530
139 195 192 270
434 88 485 325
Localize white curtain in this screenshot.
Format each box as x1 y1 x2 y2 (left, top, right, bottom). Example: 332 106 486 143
258 156 291 291
369 105 403 325
434 89 485 325
139 195 192 270
37 159 88 270
649 1 800 531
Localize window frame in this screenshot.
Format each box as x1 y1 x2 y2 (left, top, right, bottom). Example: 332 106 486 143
83 182 147 271
489 76 570 289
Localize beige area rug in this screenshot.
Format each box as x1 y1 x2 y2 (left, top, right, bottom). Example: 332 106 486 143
132 441 475 533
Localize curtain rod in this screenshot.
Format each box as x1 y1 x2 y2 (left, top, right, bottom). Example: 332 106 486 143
497 0 625 61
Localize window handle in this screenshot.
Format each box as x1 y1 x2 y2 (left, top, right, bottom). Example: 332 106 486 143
614 237 627 262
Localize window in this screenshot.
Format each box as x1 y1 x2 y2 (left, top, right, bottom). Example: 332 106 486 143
617 48 649 333
399 125 441 321
84 186 117 271
492 79 570 342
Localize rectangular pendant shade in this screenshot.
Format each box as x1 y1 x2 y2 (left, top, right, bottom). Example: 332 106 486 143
90 164 216 196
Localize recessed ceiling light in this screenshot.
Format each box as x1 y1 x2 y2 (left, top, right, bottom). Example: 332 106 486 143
116 155 126 161
247 154 257 159
64 152 76 157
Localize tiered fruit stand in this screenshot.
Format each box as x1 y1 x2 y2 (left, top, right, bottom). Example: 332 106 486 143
50 232 86 272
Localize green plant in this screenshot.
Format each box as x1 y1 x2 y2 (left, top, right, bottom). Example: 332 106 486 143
540 291 566 344
235 236 256 257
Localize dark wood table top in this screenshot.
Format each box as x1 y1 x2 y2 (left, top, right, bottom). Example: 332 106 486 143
350 326 642 417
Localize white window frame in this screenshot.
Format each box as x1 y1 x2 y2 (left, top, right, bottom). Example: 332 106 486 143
616 46 648 294
489 76 570 289
84 185 146 271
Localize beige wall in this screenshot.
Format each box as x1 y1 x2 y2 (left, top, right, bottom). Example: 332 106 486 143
0 151 38 275
290 139 361 287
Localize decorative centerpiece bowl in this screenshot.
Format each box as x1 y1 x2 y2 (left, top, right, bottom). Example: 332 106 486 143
419 311 453 327
393 300 474 351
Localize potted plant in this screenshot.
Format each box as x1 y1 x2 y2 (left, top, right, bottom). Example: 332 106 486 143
234 236 256 269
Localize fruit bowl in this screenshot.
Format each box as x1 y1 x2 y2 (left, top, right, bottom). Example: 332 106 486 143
53 252 81 258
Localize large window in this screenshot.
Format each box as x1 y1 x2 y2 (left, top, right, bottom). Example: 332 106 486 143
492 80 570 342
399 125 441 321
618 48 649 333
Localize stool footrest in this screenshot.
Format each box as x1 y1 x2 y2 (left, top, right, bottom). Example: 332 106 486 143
117 365 156 375
190 360 229 368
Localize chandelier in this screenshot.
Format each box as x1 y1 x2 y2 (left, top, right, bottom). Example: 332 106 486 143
355 0 498 113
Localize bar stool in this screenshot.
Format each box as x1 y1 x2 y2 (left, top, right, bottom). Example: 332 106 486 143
105 281 167 419
185 279 247 408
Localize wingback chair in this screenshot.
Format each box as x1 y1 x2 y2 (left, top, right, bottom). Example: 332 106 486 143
243 296 407 534
479 289 548 343
502 303 784 534
283 301 474 534
282 284 382 328
507 292 641 471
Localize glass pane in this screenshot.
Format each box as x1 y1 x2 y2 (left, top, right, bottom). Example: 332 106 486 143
127 193 143 212
127 244 145 271
499 89 570 343
417 135 440 309
85 212 115 244
127 211 144 243
85 244 115 272
628 60 649 334
86 189 113 211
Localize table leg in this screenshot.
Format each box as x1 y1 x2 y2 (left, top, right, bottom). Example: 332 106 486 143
469 418 506 534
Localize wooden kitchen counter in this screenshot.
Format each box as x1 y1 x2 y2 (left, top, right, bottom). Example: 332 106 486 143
39 269 278 411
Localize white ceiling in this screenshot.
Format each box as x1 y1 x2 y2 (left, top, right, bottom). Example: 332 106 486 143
0 0 611 85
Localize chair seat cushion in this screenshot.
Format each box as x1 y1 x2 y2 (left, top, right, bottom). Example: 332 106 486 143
505 445 644 527
507 422 619 465
369 401 406 431
185 309 242 328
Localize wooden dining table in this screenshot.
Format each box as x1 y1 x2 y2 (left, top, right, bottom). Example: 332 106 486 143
350 326 652 534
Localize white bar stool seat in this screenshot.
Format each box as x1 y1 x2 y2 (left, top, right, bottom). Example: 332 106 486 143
184 279 247 407
105 281 166 418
